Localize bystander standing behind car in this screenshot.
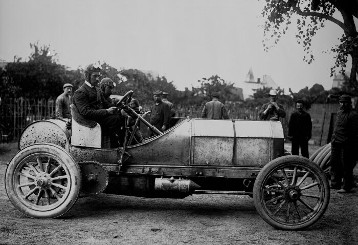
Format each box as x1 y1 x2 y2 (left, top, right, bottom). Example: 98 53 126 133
55 83 73 119
201 92 229 119
288 99 312 158
259 89 286 121
330 94 358 193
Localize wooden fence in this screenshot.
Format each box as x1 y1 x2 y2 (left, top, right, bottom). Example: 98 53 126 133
0 97 340 145
0 97 56 141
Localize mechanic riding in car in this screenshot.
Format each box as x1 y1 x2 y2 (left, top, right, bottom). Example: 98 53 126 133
72 64 125 147
99 77 117 108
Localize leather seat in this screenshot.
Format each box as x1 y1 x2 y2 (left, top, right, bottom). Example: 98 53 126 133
70 104 102 148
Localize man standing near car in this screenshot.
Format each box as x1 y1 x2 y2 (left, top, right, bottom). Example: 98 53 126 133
56 83 73 119
149 90 171 133
287 99 312 158
73 64 125 147
259 89 286 121
162 91 176 127
201 92 229 119
330 94 358 193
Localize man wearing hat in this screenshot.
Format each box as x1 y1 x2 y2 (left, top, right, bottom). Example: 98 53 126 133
201 92 229 119
99 77 116 108
162 91 176 127
73 64 125 147
259 89 286 121
55 83 73 119
330 94 358 193
287 99 312 158
149 90 171 133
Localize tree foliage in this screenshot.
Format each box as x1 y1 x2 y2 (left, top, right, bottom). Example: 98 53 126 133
289 83 329 108
261 0 358 93
1 43 79 99
195 75 242 102
1 41 338 110
119 69 178 105
246 86 293 109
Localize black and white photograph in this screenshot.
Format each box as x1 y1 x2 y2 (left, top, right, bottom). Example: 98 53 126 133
1 0 358 244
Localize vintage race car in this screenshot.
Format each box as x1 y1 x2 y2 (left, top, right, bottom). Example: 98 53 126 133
5 91 330 230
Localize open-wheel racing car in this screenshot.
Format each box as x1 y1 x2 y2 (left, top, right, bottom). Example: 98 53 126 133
5 91 330 230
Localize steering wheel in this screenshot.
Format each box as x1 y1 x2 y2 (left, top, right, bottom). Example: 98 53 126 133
116 90 134 107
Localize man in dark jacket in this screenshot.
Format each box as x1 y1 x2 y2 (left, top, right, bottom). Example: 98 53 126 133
149 90 171 133
201 92 229 119
288 99 312 158
99 77 117 108
162 91 176 128
73 64 125 147
330 94 358 193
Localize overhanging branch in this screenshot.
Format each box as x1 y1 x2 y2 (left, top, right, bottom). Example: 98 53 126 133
292 5 348 33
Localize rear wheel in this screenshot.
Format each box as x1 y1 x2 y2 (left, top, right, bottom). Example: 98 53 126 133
253 155 330 230
5 144 81 218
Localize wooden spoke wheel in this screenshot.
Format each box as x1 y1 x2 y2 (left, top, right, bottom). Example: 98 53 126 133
253 155 330 230
5 144 81 218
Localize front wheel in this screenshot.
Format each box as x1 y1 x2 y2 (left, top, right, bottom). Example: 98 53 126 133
5 144 81 218
253 155 330 230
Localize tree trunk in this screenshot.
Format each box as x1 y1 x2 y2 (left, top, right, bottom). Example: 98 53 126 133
335 3 358 92
349 48 358 92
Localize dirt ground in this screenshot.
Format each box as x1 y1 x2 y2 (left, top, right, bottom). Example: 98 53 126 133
0 142 358 245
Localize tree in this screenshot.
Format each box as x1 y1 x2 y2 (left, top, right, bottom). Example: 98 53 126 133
247 86 293 109
196 75 242 102
119 69 179 105
2 43 72 99
261 0 358 93
289 83 328 108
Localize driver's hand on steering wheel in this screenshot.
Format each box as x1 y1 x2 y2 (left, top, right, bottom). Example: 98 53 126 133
111 97 119 105
106 107 118 115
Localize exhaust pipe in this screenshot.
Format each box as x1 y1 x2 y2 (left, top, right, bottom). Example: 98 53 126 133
155 177 200 193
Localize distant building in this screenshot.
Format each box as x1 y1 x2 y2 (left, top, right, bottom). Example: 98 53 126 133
332 73 347 89
238 68 278 99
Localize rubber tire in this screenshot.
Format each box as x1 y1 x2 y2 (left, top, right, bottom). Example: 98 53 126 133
310 144 331 175
253 155 330 230
309 144 328 162
5 143 81 218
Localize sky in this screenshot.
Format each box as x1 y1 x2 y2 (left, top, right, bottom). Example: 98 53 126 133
0 0 346 94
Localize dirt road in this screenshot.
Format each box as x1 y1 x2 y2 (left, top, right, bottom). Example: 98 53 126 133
1 141 358 245
0 161 357 245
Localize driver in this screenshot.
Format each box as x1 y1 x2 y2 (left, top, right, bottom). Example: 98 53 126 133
72 64 125 147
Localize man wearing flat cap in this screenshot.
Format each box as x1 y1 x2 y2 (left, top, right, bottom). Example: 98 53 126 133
201 92 229 119
56 83 73 119
288 99 312 158
330 94 358 193
149 90 171 133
